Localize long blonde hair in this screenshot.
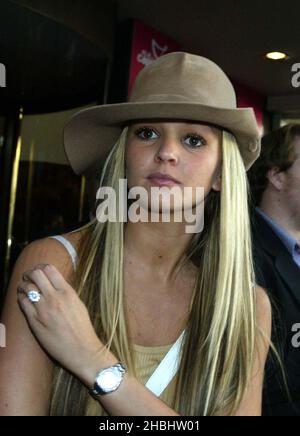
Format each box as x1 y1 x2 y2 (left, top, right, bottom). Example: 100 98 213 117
50 127 258 416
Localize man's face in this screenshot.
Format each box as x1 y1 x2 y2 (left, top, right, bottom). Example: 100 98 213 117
283 136 300 227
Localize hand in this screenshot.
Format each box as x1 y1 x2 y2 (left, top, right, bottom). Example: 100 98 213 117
17 263 105 384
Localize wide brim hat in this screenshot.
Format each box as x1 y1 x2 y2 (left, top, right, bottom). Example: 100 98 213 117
63 52 261 175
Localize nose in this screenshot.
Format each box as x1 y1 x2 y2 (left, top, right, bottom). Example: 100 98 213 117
154 137 179 164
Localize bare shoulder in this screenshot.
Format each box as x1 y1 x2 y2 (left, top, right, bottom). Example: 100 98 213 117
37 227 88 277
59 229 85 251
0 230 84 415
255 285 272 330
233 285 272 416
44 229 84 271
255 284 271 305
254 285 272 360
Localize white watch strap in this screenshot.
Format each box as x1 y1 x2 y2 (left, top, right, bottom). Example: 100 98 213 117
145 328 186 397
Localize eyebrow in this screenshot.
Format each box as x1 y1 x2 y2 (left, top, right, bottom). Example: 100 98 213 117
130 121 216 131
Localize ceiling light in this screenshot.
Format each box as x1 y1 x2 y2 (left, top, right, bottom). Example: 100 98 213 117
265 51 288 60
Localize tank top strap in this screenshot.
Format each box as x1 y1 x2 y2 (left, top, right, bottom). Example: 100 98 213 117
49 235 78 270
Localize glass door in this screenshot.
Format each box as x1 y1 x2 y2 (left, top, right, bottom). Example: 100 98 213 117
0 0 110 299
8 105 95 273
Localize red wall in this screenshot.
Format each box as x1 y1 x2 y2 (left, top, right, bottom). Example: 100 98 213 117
233 80 265 134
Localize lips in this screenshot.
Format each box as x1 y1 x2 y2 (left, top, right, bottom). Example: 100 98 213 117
147 172 180 184
148 173 180 183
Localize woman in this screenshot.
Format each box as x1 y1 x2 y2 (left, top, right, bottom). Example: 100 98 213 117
0 52 271 416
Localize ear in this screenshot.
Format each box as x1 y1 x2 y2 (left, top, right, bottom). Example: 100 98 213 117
267 167 285 190
212 167 222 192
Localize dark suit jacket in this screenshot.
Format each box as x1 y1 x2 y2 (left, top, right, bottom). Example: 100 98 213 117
251 210 300 416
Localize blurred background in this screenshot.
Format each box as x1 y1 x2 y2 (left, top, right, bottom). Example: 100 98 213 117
0 0 300 303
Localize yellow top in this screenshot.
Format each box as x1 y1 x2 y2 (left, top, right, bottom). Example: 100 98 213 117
86 342 178 416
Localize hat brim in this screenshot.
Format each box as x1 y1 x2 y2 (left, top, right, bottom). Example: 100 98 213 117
63 102 261 175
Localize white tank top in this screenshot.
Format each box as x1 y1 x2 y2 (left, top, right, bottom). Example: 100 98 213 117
49 235 78 270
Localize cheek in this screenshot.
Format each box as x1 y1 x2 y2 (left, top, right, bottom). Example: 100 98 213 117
125 145 152 185
292 179 300 202
285 171 300 201
187 157 219 190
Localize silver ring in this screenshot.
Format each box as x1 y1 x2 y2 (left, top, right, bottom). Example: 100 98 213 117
27 290 41 303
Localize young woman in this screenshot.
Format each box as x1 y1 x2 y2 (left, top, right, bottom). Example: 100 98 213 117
0 52 271 416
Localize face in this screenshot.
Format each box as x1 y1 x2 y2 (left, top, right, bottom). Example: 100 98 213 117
282 136 300 226
125 121 222 216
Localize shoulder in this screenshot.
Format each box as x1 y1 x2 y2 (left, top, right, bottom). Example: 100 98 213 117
255 285 272 322
255 282 271 304
47 228 84 251
255 285 272 329
254 285 272 359
17 229 85 281
5 227 87 317
59 229 84 251
233 285 272 416
0 231 88 415
0 229 88 414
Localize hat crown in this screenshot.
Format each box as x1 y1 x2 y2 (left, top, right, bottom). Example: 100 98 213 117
129 52 237 109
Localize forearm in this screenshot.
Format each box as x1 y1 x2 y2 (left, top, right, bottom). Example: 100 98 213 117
15 264 181 416
77 347 180 416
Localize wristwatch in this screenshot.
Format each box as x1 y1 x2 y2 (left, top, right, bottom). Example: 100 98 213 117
89 363 127 397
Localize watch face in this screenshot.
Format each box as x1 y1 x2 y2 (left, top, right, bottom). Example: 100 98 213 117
96 368 122 391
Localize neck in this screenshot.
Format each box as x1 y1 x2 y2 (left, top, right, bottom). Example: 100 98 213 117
124 219 196 284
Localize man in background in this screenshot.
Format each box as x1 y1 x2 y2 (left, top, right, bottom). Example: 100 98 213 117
248 123 300 416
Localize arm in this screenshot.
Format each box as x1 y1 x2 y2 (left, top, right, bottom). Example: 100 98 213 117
81 285 271 417
0 238 74 416
14 263 180 416
13 265 271 416
74 350 180 416
12 265 271 416
70 352 181 416
233 285 272 416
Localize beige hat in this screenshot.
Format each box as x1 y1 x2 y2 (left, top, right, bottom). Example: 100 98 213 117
63 52 261 175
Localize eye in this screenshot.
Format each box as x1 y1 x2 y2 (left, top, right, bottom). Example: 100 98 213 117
182 133 206 148
134 127 159 141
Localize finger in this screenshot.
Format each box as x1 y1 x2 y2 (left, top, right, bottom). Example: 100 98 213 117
22 267 56 300
17 280 45 306
17 293 46 338
17 290 39 319
22 263 50 281
42 264 71 293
